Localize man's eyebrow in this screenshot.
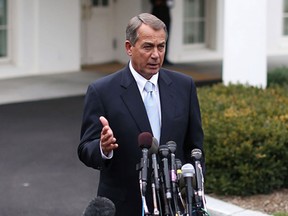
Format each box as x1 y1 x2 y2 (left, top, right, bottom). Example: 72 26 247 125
143 41 166 45
142 42 154 46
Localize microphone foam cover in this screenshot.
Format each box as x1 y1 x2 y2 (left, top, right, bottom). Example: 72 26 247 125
158 144 170 157
82 196 116 216
148 137 159 155
191 149 202 160
175 158 182 170
181 163 195 178
167 141 177 153
138 132 153 149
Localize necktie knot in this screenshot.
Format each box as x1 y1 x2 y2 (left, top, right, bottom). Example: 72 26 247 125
144 81 155 93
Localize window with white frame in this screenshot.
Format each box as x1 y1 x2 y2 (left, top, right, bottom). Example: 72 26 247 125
284 0 288 35
183 0 206 45
0 0 7 58
92 0 109 7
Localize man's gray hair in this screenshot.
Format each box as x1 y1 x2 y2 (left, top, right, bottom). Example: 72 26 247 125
126 13 168 46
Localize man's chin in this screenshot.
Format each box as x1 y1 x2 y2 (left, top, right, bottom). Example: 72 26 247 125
147 66 160 72
149 69 160 75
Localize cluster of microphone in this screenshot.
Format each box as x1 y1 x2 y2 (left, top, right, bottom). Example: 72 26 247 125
136 132 209 216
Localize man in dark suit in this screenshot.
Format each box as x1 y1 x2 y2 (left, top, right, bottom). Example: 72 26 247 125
78 13 204 216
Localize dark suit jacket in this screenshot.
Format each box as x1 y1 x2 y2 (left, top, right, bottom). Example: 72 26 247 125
78 65 204 216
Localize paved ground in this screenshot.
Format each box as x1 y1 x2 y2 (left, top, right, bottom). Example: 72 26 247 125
0 96 98 216
1 59 286 216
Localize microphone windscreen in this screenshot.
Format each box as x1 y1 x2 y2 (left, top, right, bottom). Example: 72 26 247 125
148 137 159 156
166 141 177 153
175 159 182 170
158 144 170 157
82 196 116 216
181 163 195 178
191 149 202 160
138 132 153 149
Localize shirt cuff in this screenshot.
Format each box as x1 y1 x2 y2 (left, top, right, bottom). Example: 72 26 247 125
100 142 113 159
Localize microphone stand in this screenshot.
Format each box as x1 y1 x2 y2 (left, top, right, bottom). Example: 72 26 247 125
151 179 160 216
152 153 162 216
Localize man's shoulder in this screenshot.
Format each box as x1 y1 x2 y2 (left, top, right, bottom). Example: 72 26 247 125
90 66 129 86
160 67 193 81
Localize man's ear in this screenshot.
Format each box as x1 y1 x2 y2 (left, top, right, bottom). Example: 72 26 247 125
125 40 133 56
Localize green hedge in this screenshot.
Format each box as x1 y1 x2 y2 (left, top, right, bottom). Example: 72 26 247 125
268 66 288 87
197 84 288 196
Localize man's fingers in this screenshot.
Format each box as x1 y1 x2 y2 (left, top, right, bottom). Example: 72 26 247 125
99 116 118 155
99 116 109 127
103 143 119 151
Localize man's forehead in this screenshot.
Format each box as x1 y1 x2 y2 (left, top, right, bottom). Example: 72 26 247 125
137 30 166 42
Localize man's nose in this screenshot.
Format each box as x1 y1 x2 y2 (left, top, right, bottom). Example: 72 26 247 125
151 48 161 59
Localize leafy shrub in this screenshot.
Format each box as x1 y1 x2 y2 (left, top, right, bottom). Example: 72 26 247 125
197 84 288 196
274 213 288 216
268 67 288 87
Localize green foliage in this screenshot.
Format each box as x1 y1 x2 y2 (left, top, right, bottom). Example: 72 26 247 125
274 212 288 216
268 67 288 87
197 84 288 196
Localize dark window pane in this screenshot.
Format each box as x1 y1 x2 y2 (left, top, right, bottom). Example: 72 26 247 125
0 29 7 57
284 17 288 35
103 0 109 6
92 0 99 6
0 0 7 25
183 21 205 44
285 0 288 13
183 0 205 44
92 0 109 7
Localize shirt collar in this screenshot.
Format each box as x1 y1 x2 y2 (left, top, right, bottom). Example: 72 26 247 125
129 61 159 92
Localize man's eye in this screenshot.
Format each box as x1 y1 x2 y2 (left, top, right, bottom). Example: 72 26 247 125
144 46 152 50
158 45 165 51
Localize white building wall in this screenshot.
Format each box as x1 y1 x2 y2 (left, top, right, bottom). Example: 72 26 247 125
0 0 80 79
223 0 267 88
37 0 80 73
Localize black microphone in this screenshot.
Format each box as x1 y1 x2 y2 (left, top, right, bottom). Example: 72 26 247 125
181 163 195 216
167 141 177 184
150 138 160 190
158 144 172 215
158 145 172 200
82 196 116 216
167 141 180 215
191 148 205 210
191 149 203 192
138 132 153 196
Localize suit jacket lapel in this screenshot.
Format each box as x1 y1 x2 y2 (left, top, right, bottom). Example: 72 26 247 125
119 67 152 134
